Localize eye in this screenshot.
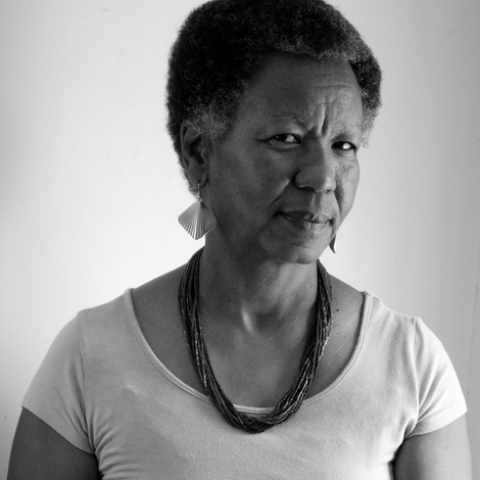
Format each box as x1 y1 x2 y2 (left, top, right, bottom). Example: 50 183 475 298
333 141 357 152
269 133 300 144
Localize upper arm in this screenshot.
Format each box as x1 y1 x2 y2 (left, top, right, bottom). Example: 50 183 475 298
393 415 472 480
7 408 100 480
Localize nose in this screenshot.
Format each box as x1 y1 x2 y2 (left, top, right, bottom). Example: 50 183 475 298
294 145 336 193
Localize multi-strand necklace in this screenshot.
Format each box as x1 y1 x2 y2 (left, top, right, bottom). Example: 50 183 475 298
178 247 333 434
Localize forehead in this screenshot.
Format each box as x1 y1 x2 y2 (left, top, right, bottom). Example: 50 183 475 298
235 53 362 124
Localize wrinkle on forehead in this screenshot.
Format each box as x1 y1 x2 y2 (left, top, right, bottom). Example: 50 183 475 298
247 85 362 132
250 52 360 88
269 85 360 118
243 57 361 113
228 53 363 138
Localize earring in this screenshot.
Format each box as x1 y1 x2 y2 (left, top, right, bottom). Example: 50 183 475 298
329 236 337 254
178 183 217 240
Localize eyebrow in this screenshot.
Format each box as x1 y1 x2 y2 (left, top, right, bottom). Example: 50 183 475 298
331 126 362 142
270 113 361 134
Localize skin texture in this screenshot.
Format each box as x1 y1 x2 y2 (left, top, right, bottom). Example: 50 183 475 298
8 52 472 478
188 52 363 267
394 416 472 480
7 408 100 480
182 52 472 478
178 53 367 409
167 0 383 166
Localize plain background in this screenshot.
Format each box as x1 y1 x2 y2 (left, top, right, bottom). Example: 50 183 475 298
1 0 479 477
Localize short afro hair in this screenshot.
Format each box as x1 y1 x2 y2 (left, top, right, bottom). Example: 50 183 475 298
167 0 382 188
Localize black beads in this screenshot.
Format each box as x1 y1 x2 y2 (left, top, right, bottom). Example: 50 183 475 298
178 248 332 434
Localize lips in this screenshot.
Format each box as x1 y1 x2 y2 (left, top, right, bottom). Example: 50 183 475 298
280 210 331 225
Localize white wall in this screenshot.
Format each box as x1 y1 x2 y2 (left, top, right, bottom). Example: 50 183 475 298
1 0 479 477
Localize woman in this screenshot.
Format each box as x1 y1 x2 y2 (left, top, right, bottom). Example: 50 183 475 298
7 0 472 478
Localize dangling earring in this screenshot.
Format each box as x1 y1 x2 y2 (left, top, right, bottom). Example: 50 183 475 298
329 236 337 254
178 182 217 240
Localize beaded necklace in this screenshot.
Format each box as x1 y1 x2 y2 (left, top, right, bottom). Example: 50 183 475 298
178 247 333 433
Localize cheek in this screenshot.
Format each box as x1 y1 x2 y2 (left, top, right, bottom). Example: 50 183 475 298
208 150 268 218
216 149 288 204
336 161 360 215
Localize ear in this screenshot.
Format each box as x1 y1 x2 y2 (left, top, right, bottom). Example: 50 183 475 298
180 122 210 189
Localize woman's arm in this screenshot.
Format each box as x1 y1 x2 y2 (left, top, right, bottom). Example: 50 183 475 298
7 408 100 480
393 415 472 480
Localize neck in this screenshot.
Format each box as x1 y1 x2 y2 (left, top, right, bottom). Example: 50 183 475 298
199 243 319 332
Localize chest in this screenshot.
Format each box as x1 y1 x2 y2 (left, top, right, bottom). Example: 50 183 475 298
132 286 362 408
89 349 401 480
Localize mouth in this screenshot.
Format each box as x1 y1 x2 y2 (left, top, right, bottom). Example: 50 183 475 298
278 210 333 233
280 210 331 225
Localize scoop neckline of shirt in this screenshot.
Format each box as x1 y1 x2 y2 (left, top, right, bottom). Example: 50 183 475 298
124 288 372 415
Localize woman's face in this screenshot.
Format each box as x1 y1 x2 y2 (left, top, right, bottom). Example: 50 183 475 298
205 53 363 265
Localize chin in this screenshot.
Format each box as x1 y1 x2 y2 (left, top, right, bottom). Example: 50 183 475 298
267 240 326 265
261 220 332 264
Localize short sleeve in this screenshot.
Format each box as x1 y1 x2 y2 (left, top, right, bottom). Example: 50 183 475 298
408 318 467 437
22 317 93 453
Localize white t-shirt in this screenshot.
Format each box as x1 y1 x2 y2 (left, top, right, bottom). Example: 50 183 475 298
23 291 467 479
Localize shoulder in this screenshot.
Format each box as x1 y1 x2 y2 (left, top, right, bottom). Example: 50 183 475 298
347 290 467 437
66 266 185 341
329 275 364 320
356 289 418 340
129 265 197 387
75 291 133 333
131 265 185 320
130 265 186 341
358 292 442 358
